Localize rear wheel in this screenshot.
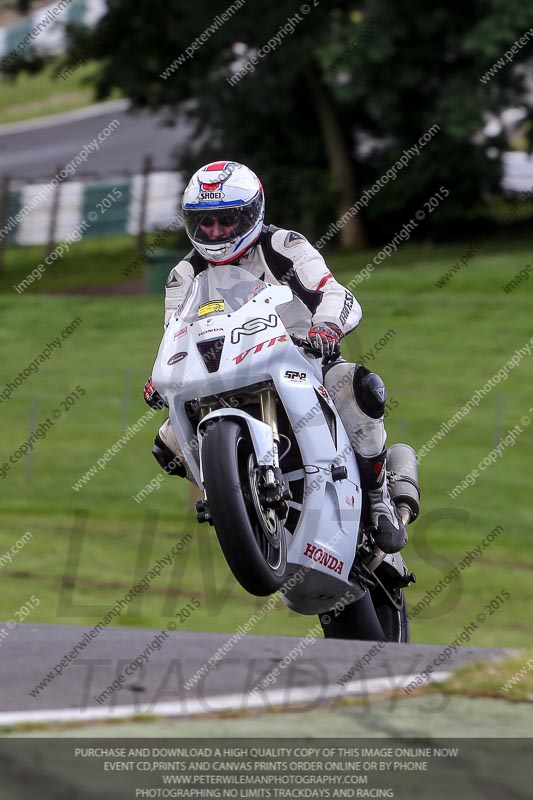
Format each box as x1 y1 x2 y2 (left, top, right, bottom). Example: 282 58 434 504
202 419 287 596
318 586 409 642
372 585 409 643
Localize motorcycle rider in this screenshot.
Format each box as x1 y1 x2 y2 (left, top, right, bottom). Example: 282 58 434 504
144 161 406 554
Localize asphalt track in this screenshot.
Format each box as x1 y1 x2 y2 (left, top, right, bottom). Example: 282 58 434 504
0 100 191 180
0 622 513 725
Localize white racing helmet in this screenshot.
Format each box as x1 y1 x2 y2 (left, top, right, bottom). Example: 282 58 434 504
182 161 265 264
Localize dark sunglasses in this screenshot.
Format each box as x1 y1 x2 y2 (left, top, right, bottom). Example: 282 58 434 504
200 214 239 227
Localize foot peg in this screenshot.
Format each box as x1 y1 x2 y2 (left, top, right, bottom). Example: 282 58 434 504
196 499 213 525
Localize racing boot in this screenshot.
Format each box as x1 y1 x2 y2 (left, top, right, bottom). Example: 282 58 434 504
144 379 188 478
357 449 407 553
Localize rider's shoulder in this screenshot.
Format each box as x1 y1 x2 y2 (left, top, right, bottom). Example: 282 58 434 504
166 249 206 288
260 225 314 255
178 248 208 275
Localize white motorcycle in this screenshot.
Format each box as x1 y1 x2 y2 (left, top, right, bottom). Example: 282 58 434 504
152 266 419 642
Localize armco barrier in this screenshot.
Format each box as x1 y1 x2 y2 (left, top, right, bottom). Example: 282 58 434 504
0 171 183 247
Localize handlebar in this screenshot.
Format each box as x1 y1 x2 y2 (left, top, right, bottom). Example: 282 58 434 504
290 335 341 364
290 335 322 358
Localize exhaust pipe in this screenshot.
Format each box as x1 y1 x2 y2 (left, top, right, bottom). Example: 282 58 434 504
386 443 420 524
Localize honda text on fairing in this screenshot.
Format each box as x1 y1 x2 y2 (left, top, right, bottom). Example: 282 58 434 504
151 266 420 641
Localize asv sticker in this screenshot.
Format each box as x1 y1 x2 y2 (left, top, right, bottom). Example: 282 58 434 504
230 314 278 344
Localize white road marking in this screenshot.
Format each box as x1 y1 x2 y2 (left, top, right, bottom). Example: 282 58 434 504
0 672 451 726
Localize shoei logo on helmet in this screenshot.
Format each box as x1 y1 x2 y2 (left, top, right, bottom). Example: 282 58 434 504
198 190 225 200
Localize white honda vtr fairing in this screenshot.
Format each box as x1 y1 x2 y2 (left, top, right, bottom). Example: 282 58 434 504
152 266 420 641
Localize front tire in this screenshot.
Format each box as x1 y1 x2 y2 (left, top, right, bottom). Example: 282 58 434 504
202 419 287 596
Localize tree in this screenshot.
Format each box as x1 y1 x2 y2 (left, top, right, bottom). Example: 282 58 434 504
61 0 367 249
13 0 533 247
322 1 533 238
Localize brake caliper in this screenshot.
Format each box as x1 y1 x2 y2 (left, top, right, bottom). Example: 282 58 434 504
259 466 292 517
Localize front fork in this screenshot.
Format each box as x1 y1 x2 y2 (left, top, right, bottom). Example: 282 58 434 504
258 388 290 516
196 407 213 523
195 392 290 524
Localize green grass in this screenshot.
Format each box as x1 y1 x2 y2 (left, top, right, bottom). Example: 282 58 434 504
0 61 120 124
0 235 141 293
0 234 532 647
426 651 533 702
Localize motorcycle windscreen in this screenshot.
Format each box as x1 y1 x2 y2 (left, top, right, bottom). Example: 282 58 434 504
178 266 268 323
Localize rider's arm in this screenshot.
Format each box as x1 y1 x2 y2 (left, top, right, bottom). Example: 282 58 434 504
270 229 362 335
164 260 195 328
144 258 195 412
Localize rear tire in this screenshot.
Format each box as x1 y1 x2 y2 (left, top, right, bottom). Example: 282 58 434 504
372 586 410 643
318 587 409 642
202 419 287 596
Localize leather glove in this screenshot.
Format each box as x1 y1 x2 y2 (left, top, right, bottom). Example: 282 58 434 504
143 377 166 410
307 322 343 358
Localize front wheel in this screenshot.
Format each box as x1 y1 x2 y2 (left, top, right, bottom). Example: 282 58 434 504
201 419 287 596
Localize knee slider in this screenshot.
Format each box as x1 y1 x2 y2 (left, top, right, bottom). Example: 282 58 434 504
152 434 186 477
353 365 387 419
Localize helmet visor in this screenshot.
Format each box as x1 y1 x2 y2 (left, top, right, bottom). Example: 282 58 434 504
183 194 263 245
